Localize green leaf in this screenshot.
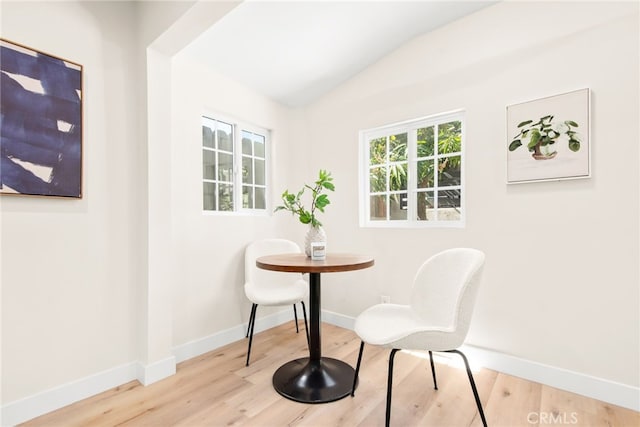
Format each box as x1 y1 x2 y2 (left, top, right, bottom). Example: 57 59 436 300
318 169 331 181
508 140 522 151
517 120 533 128
322 181 335 191
568 140 581 152
565 120 579 127
315 194 330 209
528 129 541 149
299 211 312 224
282 190 296 204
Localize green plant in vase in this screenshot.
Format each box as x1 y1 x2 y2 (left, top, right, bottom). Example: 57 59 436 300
275 169 335 256
509 115 581 160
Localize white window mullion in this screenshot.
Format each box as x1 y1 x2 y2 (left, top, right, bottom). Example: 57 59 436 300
432 123 439 221
214 123 220 211
214 150 220 211
384 135 390 220
407 128 417 222
252 155 256 210
232 123 241 211
262 132 269 213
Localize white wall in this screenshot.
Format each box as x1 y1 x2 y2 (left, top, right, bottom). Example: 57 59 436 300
301 1 639 389
169 54 304 347
141 0 243 381
0 1 141 402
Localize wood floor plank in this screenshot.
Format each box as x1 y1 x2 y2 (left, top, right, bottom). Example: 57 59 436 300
20 321 639 427
244 394 310 426
223 381 284 419
540 384 640 427
483 372 542 427
418 361 485 427
173 400 248 427
117 372 251 426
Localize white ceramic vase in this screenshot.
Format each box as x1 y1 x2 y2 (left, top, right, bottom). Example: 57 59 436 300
304 225 326 257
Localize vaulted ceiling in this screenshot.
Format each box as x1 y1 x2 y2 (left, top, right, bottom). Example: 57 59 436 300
182 1 497 107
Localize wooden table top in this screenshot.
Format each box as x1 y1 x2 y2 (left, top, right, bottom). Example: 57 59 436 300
256 253 374 273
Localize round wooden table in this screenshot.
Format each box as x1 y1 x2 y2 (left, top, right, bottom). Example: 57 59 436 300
256 253 374 404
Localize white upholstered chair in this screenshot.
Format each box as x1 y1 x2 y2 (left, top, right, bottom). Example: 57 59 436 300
351 248 487 427
244 238 309 366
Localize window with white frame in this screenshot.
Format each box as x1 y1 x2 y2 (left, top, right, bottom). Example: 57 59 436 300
202 115 269 212
360 111 464 227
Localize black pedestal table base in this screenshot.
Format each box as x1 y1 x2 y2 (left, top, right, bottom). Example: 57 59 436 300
272 357 356 403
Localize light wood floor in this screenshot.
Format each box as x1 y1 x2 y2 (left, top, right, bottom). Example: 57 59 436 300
23 321 639 426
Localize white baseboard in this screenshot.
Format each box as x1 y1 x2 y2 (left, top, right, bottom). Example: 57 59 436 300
136 356 176 386
460 345 640 412
2 355 182 427
320 309 640 412
321 309 355 330
172 308 295 363
1 362 139 427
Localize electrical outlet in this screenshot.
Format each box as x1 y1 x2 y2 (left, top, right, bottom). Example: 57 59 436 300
381 295 391 304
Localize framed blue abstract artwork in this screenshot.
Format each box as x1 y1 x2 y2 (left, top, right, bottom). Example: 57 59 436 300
1 38 83 198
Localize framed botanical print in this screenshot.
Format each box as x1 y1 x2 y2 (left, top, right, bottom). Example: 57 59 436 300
507 89 590 184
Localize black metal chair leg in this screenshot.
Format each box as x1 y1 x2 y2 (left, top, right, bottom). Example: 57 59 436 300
293 304 299 333
351 341 365 396
246 303 257 338
385 349 400 427
301 301 310 347
447 349 487 427
245 304 258 366
428 350 438 390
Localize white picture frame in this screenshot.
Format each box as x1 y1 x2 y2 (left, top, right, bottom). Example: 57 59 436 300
506 88 590 184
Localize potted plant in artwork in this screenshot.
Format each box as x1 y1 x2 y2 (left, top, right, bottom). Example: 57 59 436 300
275 169 335 257
508 115 581 160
